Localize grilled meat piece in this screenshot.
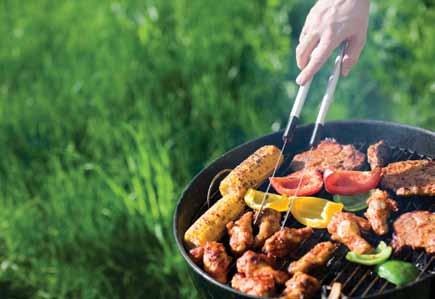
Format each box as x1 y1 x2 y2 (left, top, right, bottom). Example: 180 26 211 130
327 212 373 254
288 241 338 274
263 227 313 258
189 246 204 265
232 273 276 297
291 139 365 171
280 272 320 299
364 189 398 235
381 160 435 196
392 211 435 254
189 241 232 284
367 140 390 169
227 211 254 255
254 209 281 248
232 250 289 297
236 250 289 283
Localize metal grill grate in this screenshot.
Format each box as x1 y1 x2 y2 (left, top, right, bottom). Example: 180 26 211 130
190 142 434 298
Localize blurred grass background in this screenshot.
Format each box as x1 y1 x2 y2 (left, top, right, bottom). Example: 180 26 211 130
0 0 433 298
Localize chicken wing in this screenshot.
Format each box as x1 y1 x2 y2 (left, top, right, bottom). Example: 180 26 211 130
263 227 313 258
280 272 320 299
232 250 289 296
288 241 338 274
364 189 398 235
227 211 254 255
189 241 232 284
254 209 281 248
189 246 204 265
327 212 373 254
232 273 276 297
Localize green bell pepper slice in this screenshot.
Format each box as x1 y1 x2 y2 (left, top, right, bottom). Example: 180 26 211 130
333 192 369 212
375 260 419 286
346 241 392 265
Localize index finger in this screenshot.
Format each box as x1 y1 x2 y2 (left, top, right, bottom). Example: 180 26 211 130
296 34 339 85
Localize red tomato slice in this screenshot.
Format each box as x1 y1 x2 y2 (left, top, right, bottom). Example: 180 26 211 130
270 169 323 196
323 168 382 195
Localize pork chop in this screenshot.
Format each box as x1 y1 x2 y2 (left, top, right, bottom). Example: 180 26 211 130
367 140 390 169
392 211 435 254
381 160 435 196
291 139 365 171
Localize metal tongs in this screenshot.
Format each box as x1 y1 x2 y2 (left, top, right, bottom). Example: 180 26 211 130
254 42 347 226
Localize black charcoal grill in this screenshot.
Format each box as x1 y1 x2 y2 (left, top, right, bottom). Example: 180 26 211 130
173 120 435 299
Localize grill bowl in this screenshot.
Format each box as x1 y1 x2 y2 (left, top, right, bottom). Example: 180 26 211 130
173 120 434 299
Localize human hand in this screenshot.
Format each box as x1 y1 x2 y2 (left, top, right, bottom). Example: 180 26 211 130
296 0 370 85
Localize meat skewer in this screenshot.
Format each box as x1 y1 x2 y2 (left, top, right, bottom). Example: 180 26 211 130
263 227 313 258
189 241 232 284
327 212 373 254
227 211 254 255
288 241 338 275
364 189 398 235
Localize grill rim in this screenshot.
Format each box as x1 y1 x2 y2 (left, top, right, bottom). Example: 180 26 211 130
173 120 435 299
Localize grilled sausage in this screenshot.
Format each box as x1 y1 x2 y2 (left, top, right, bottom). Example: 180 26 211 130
220 145 283 197
184 194 246 249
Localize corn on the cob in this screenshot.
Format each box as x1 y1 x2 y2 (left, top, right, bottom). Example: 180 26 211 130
184 194 246 249
219 145 283 197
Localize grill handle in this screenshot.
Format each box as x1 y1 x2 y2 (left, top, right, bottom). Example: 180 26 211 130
309 42 347 147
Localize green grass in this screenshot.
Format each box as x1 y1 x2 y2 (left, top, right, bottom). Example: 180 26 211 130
0 0 433 298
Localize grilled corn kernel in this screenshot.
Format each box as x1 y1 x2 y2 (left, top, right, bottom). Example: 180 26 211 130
219 145 283 197
184 194 245 249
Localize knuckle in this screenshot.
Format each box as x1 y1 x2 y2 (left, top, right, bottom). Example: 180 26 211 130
310 56 324 69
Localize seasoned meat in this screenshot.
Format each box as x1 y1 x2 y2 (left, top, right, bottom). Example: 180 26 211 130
327 212 373 254
227 211 254 255
291 139 365 171
236 250 289 284
189 242 232 284
189 246 204 265
364 189 398 235
392 211 435 254
381 160 435 196
280 272 320 299
232 250 289 297
263 227 313 258
254 209 281 248
232 273 276 297
367 140 390 169
288 241 338 274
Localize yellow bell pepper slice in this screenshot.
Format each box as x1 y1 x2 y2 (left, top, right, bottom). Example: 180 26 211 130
291 196 344 228
244 189 291 212
244 189 343 228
